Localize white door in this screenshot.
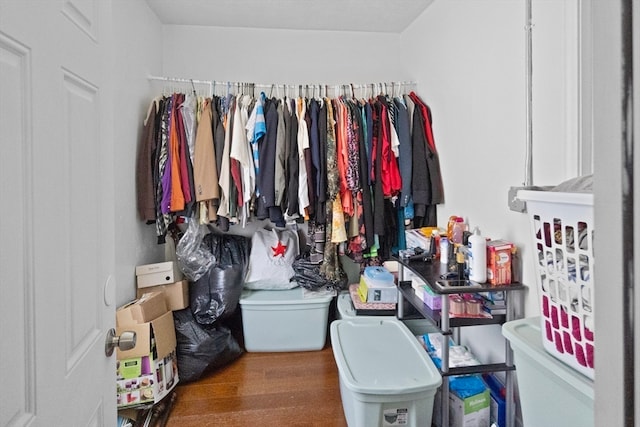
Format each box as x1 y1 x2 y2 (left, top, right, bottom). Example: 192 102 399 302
0 0 116 425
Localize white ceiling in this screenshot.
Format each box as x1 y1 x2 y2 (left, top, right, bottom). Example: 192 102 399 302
145 0 434 33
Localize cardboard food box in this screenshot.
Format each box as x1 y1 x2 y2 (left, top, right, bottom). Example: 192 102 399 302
136 279 189 311
135 261 183 288
115 296 178 408
486 240 513 286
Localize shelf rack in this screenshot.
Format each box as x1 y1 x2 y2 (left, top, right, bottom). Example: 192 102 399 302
394 256 525 427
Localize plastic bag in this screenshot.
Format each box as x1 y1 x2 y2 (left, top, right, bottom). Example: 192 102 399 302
244 227 300 290
190 233 249 325
292 252 347 292
176 218 215 282
173 308 243 383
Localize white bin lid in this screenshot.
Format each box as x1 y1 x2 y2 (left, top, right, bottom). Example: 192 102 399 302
502 317 594 398
331 319 442 395
240 287 333 305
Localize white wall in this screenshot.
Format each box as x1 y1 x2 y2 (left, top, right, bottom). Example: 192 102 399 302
113 0 165 306
160 25 408 85
400 0 586 364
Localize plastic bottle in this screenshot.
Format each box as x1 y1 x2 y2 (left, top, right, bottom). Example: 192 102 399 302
451 217 465 244
429 229 440 258
440 237 450 264
447 216 459 241
456 247 466 280
468 227 487 283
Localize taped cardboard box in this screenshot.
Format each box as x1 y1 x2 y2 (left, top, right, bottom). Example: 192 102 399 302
135 261 183 288
116 291 167 326
136 280 189 311
115 300 178 408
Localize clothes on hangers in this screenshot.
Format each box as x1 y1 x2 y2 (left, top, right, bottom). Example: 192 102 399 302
137 85 444 259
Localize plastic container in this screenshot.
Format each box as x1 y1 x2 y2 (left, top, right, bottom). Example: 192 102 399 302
331 319 442 427
336 291 439 337
429 229 440 258
502 317 594 427
239 288 333 352
363 266 394 287
517 189 595 379
440 237 450 264
451 217 465 244
468 228 487 283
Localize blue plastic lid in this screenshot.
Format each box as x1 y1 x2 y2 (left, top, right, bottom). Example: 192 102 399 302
363 266 394 283
239 287 333 305
331 319 442 395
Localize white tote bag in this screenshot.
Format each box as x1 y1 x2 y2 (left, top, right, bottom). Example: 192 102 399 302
244 227 300 289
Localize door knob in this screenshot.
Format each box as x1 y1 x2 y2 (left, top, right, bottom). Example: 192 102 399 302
104 328 136 357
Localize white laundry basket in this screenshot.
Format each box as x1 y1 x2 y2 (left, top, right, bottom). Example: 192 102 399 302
517 189 595 379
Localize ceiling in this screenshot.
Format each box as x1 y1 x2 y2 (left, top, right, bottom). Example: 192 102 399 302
145 0 434 33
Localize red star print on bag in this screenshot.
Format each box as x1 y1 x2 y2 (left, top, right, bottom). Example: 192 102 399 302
271 241 287 257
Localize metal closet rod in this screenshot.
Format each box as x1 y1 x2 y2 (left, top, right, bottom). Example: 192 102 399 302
147 75 417 97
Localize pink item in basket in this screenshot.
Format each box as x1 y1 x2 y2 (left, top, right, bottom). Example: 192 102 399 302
554 331 563 353
563 332 573 354
576 345 587 367
561 309 568 328
586 343 594 368
572 316 582 340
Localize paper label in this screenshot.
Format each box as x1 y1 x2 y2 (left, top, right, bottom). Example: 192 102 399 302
383 408 409 425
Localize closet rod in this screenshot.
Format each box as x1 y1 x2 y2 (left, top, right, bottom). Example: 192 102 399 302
147 75 416 97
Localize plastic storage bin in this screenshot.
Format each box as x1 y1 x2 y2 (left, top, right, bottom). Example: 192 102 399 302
239 288 333 352
331 319 442 427
517 189 595 379
502 317 594 427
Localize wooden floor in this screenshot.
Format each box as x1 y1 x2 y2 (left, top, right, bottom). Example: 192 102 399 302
165 344 348 427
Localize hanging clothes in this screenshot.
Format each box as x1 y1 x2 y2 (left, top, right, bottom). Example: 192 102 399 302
137 99 159 223
137 82 443 271
408 91 444 227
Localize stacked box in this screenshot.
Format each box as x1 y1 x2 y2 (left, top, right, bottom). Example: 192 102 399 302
135 261 183 288
116 292 178 408
136 279 189 311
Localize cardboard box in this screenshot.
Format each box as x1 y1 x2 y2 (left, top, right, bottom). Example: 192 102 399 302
116 309 176 359
115 299 178 409
116 349 178 408
449 389 490 427
434 387 490 427
357 275 397 303
135 261 183 288
136 280 189 311
486 240 513 285
116 291 168 327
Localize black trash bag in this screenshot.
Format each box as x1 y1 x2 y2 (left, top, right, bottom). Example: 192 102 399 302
173 308 243 383
292 252 347 292
190 233 249 325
